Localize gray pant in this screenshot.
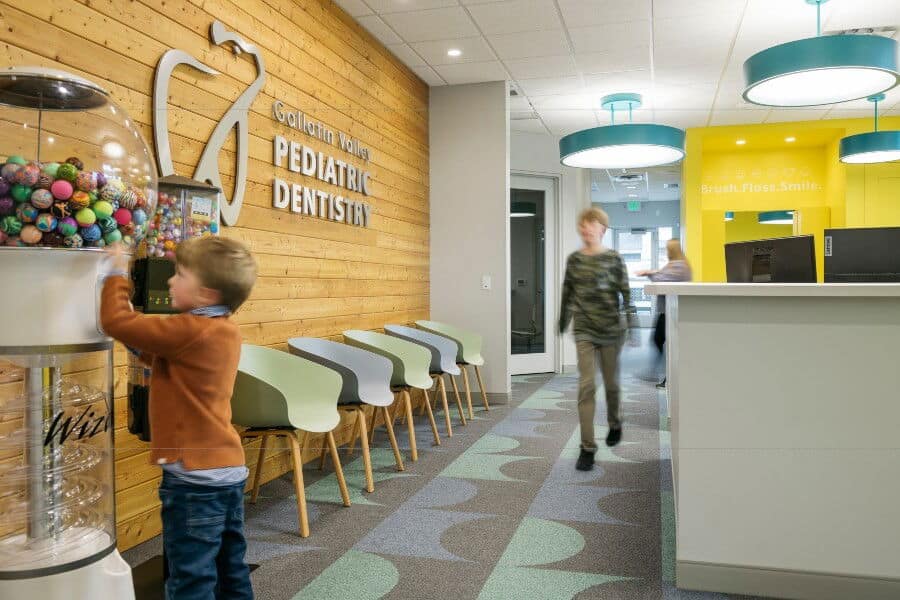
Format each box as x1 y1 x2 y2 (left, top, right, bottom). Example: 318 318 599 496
576 340 622 451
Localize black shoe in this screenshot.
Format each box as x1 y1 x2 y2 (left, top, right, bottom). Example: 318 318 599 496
575 449 595 471
656 379 667 389
606 427 622 447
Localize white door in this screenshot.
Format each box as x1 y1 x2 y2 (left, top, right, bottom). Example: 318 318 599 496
510 174 556 374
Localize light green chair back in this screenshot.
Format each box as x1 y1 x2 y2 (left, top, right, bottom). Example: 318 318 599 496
343 330 433 389
415 320 485 366
232 344 343 433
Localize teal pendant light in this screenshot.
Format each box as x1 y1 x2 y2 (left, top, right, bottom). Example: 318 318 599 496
559 93 685 169
840 94 900 164
724 211 735 222
759 211 795 225
743 0 899 107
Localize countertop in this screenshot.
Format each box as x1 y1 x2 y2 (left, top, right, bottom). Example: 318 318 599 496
645 282 900 297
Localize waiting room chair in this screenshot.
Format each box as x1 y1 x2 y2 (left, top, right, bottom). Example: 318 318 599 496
415 320 490 419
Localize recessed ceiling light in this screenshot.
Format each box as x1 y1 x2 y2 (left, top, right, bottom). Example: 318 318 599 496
736 139 747 145
785 136 796 142
447 49 462 57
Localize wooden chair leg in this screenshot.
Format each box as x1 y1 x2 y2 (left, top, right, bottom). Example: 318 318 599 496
421 386 441 446
474 365 490 411
355 408 375 493
449 374 467 426
318 434 328 471
287 432 310 538
250 433 269 504
402 389 418 462
369 403 378 444
438 376 453 437
461 366 475 420
327 431 351 507
382 406 404 472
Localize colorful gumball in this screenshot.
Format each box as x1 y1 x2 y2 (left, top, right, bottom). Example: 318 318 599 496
57 217 78 237
119 188 137 210
69 191 90 210
132 208 147 225
80 223 102 242
120 222 136 236
92 200 114 219
65 157 84 171
100 179 125 203
50 201 71 219
35 174 53 190
104 229 122 244
114 207 132 226
11 184 32 203
96 172 107 189
51 179 74 201
0 197 13 216
97 216 117 235
14 163 40 186
75 171 97 192
20 225 42 245
210 222 219 234
0 215 22 235
163 239 176 252
6 155 26 166
56 163 78 183
63 233 83 248
30 189 54 210
16 203 38 223
35 213 57 233
4 236 24 247
75 207 97 227
42 162 60 178
0 230 6 245
0 180 8 196
42 232 64 247
2 163 22 183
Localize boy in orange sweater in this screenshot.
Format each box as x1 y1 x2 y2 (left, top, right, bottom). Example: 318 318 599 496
101 236 257 599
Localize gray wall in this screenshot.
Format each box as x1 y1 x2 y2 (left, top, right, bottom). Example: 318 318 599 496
430 82 510 394
597 200 681 237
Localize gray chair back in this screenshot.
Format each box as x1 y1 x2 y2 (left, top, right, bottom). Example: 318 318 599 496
384 325 461 376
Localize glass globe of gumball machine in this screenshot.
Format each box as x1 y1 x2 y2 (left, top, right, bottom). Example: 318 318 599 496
0 67 157 599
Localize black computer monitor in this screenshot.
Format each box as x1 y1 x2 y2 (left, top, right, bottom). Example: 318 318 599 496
725 235 817 283
824 227 900 282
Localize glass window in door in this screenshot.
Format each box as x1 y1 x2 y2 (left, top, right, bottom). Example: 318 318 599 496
617 229 654 316
510 190 546 355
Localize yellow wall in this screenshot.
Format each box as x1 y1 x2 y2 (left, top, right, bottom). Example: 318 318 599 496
684 117 900 281
726 211 793 244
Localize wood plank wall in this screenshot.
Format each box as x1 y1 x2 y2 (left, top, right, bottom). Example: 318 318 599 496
0 0 429 551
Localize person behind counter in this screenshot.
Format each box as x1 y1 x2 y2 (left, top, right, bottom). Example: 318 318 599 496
559 207 639 471
101 236 258 600
637 239 692 388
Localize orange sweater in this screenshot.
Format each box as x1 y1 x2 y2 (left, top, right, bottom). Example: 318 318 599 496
100 276 245 470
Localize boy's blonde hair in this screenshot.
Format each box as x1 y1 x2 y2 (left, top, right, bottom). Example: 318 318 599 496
175 236 257 312
666 239 687 262
578 207 609 227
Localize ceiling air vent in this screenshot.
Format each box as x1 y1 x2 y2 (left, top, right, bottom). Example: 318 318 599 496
611 173 645 184
824 26 897 38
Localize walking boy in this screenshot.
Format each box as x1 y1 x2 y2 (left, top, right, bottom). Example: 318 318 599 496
101 237 257 599
559 208 638 471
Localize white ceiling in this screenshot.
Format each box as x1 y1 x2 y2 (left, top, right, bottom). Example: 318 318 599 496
337 0 900 136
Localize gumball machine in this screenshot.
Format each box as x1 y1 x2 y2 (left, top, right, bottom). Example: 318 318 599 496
0 67 157 599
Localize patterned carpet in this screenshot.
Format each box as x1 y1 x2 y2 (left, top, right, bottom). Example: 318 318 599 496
125 345 762 599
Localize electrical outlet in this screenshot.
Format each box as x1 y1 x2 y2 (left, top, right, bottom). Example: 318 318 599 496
481 275 491 290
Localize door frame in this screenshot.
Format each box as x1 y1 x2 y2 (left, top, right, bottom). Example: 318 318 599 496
509 172 560 375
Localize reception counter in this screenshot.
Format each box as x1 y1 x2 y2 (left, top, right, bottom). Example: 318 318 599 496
645 283 900 600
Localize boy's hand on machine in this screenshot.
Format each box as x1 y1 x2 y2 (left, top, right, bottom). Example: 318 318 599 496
104 242 132 274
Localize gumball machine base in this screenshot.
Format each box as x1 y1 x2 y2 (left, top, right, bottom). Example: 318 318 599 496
0 549 135 600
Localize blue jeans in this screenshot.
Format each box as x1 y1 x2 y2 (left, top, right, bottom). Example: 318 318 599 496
159 473 254 600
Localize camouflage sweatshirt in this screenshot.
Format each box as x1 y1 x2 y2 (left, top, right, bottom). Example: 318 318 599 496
559 249 638 346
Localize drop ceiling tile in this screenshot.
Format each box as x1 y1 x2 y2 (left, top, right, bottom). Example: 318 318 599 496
366 0 457 14
509 95 534 111
653 0 744 19
386 44 427 68
467 0 562 35
411 65 446 86
558 0 651 28
489 29 571 59
647 83 718 111
830 86 900 110
410 37 496 65
432 60 508 84
825 109 880 121
357 15 403 45
505 54 578 79
575 46 650 75
460 0 506 4
653 40 733 70
541 109 599 136
530 94 596 111
381 7 480 42
583 70 653 96
568 22 652 54
517 76 582 96
765 109 829 123
511 119 550 134
653 15 742 48
653 109 710 129
822 0 900 31
653 64 724 86
333 0 374 17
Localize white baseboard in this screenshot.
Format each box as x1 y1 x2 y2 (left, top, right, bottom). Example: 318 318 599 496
677 561 900 600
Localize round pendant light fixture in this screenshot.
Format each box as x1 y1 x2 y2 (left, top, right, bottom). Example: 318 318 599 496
743 0 899 107
724 211 735 222
758 210 795 225
559 93 685 169
839 94 900 164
